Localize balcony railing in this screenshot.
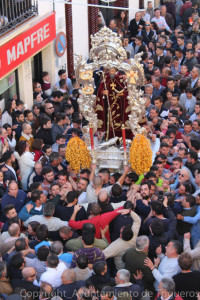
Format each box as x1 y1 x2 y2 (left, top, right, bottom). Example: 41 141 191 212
0 0 38 36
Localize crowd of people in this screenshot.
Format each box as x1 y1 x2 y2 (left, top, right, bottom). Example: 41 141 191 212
0 0 200 300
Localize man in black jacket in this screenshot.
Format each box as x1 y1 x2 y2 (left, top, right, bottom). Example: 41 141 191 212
129 12 145 40
140 21 155 46
56 269 85 300
152 45 166 69
35 116 53 145
11 267 40 298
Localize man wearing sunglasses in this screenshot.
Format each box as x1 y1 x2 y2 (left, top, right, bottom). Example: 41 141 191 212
140 21 155 46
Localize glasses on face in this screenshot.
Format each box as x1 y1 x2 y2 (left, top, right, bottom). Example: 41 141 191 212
145 24 150 26
178 173 185 177
36 85 41 88
148 62 153 64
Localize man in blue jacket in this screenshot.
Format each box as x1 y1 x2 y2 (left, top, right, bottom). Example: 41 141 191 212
1 181 27 221
18 190 47 222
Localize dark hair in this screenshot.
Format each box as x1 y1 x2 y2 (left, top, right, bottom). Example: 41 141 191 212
171 240 183 255
15 141 27 156
99 168 110 176
24 109 32 118
122 224 133 241
42 166 54 176
40 116 51 127
93 261 106 276
154 96 164 103
4 204 15 216
31 190 43 203
67 191 78 203
111 184 122 197
55 113 66 124
190 138 200 151
36 224 48 241
185 194 196 207
32 138 43 151
3 99 15 116
10 252 24 269
151 220 165 236
145 171 157 180
37 245 50 261
124 200 134 211
80 169 91 176
56 134 65 141
29 182 42 192
82 223 96 234
101 286 114 298
140 181 151 190
76 253 89 269
28 221 40 233
57 169 69 178
189 150 198 161
111 172 121 183
42 71 49 78
127 172 139 183
51 90 63 99
42 144 52 153
82 232 94 246
58 69 66 76
47 254 59 268
151 201 164 215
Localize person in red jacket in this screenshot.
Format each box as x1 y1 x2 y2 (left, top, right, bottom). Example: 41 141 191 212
154 277 183 300
68 203 128 243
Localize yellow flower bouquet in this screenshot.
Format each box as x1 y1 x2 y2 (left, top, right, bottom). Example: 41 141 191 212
129 134 153 175
65 137 92 173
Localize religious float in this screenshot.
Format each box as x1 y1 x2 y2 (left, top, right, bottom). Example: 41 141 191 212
66 26 153 175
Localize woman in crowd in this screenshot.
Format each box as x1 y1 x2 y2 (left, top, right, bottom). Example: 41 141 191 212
3 123 16 150
14 140 35 191
2 99 16 127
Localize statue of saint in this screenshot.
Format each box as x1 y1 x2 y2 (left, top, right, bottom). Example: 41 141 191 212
95 67 130 140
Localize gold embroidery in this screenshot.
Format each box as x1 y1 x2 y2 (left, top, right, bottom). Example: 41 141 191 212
96 104 103 111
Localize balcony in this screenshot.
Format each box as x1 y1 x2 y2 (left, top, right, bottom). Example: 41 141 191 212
0 0 38 36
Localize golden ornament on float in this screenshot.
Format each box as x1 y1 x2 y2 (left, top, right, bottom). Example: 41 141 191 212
129 134 153 175
65 137 92 173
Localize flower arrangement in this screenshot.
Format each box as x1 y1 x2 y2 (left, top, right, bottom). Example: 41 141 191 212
129 134 153 175
65 137 92 173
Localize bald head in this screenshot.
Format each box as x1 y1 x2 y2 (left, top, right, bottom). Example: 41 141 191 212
93 176 102 188
98 190 109 203
22 267 36 282
61 269 76 285
8 223 20 237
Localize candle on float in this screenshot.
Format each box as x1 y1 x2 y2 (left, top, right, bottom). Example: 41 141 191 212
121 124 126 151
89 123 94 150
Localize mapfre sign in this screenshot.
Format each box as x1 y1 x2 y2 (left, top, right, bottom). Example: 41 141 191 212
0 12 56 79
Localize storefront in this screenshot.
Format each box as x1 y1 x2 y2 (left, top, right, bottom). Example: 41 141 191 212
0 12 56 109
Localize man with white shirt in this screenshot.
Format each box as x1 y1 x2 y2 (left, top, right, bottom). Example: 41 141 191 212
24 202 68 231
39 254 67 288
144 240 182 290
77 177 89 204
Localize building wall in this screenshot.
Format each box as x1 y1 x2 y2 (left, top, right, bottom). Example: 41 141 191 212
72 0 89 61
38 0 67 84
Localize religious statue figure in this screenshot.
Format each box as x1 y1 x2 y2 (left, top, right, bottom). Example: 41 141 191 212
95 67 130 140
